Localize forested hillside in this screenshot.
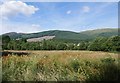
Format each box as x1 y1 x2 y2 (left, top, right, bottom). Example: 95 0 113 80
2 35 120 52
1 28 119 52
2 28 118 42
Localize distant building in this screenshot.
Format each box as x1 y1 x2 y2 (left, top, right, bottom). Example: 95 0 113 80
77 43 80 46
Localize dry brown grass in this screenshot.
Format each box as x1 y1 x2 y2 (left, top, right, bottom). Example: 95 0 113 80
2 50 119 81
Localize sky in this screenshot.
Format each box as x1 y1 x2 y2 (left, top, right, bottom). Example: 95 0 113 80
0 1 118 34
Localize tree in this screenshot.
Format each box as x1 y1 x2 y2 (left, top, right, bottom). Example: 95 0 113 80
67 43 75 50
88 37 108 51
42 39 47 50
105 36 120 51
78 41 88 50
2 35 11 50
56 43 67 50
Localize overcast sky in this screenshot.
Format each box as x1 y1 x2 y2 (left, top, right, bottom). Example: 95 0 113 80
0 1 118 34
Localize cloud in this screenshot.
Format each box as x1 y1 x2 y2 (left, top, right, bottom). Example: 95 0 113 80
0 1 39 19
66 10 71 14
32 24 40 27
0 23 41 34
82 6 90 13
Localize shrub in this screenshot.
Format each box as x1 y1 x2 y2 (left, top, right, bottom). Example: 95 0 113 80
69 59 80 73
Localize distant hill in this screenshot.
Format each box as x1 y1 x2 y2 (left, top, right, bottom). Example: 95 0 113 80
80 28 118 39
2 32 22 39
2 28 118 42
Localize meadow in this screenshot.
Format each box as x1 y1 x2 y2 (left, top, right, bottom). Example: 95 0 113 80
1 50 120 82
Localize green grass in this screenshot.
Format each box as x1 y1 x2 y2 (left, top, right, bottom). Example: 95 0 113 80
2 51 120 82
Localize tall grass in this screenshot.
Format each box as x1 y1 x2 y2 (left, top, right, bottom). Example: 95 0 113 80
2 51 119 82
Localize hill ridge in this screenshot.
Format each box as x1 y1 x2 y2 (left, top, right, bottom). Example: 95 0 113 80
2 28 118 42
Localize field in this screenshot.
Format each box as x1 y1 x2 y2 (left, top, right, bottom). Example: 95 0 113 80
1 50 120 82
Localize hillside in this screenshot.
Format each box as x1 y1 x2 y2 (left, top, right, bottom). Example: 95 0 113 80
81 28 118 36
2 28 118 42
2 32 22 39
27 36 55 42
80 28 118 39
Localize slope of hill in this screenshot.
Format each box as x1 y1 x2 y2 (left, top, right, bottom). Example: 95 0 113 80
2 28 118 42
2 32 22 39
27 36 55 42
80 28 118 38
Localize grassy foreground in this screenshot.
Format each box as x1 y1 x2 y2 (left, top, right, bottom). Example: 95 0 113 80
2 51 120 82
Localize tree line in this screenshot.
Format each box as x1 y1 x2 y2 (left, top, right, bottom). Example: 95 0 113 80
2 35 120 52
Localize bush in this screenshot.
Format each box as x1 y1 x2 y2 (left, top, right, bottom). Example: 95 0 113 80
69 59 80 72
86 57 119 82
